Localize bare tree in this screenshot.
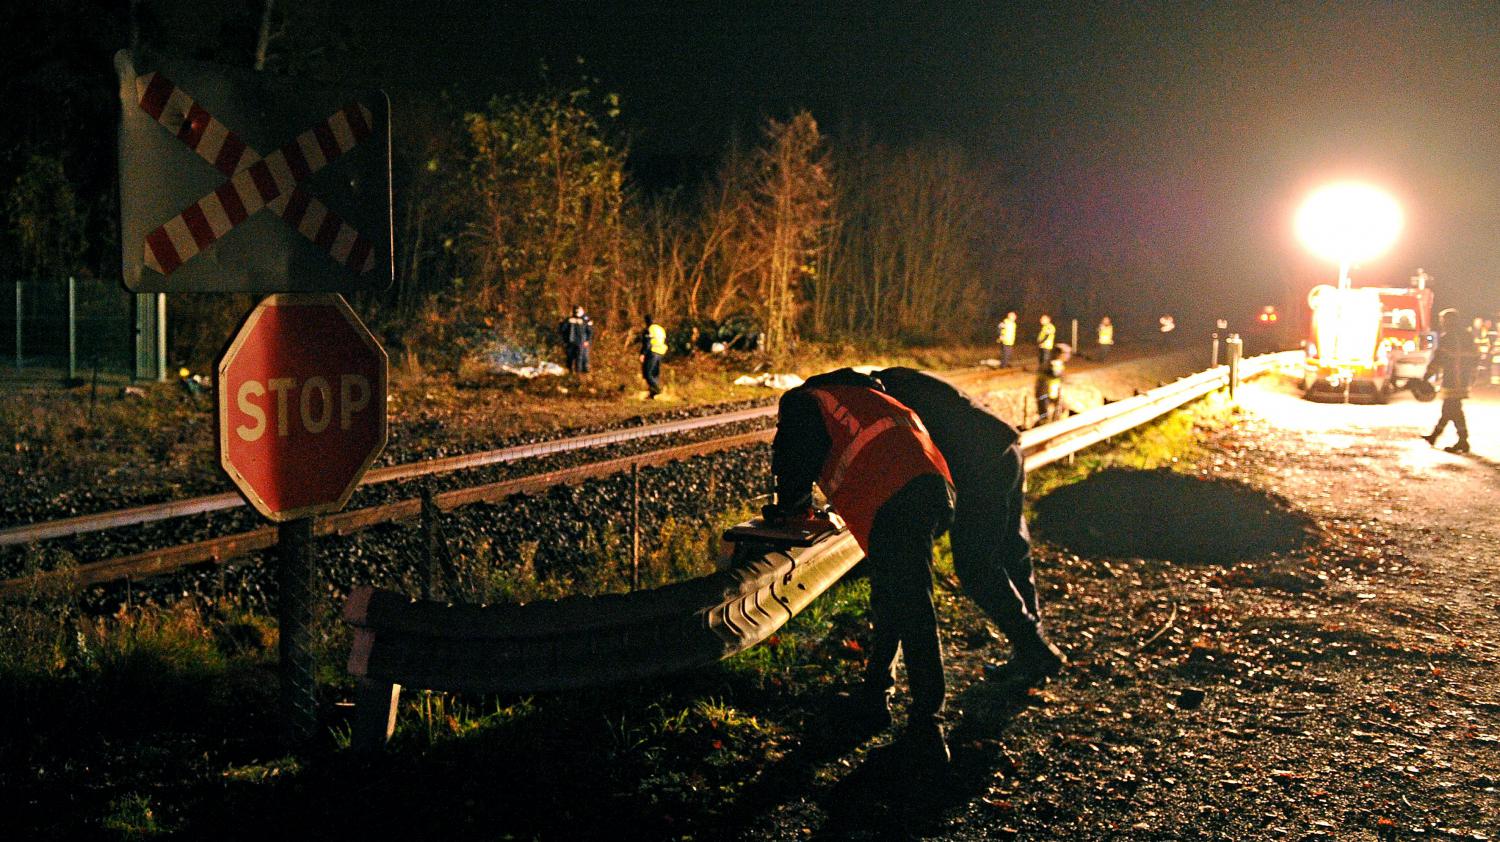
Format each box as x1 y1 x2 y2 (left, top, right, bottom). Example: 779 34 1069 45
743 112 831 353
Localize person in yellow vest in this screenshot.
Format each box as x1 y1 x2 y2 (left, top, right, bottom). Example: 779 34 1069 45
639 314 669 398
997 311 1018 367
1096 316 1114 361
1036 314 1056 369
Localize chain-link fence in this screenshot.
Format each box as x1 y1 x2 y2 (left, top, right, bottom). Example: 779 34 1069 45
1 277 135 377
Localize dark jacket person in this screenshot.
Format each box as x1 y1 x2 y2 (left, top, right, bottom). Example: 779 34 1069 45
1424 309 1476 453
768 368 955 766
875 368 1065 685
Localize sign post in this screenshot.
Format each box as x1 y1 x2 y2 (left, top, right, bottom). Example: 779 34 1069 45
218 293 387 741
118 47 393 747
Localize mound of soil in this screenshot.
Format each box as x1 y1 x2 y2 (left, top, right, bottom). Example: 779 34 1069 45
1034 467 1318 563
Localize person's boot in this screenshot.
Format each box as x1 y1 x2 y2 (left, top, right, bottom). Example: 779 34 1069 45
829 688 892 738
897 717 950 772
984 632 1066 688
1446 440 1470 453
1422 432 1439 446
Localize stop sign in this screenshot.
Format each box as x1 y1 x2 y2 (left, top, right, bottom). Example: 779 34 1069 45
218 293 387 521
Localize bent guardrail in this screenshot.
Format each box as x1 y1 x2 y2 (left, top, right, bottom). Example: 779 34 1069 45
342 351 1300 748
344 529 864 749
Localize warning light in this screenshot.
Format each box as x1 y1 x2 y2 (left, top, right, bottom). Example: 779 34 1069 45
1295 182 1403 287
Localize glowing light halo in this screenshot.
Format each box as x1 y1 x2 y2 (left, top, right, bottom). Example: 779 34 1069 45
1295 182 1403 271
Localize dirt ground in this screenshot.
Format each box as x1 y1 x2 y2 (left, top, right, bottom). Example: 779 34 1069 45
738 374 1500 841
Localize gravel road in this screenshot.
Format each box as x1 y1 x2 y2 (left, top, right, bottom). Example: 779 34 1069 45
741 374 1499 841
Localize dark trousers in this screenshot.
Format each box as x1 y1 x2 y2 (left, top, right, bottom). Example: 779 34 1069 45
863 473 955 724
641 352 662 395
1431 397 1468 443
1097 344 1111 360
1037 346 1052 368
566 343 590 373
947 445 1044 646
1000 343 1013 367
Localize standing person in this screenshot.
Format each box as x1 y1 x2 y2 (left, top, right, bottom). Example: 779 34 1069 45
558 306 593 374
1423 309 1476 453
1096 316 1114 361
1034 358 1064 425
997 312 1018 368
765 368 955 767
1036 314 1056 369
875 368 1066 687
1487 318 1500 386
639 314 668 399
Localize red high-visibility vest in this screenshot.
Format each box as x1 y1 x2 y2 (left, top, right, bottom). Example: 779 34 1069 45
805 385 953 549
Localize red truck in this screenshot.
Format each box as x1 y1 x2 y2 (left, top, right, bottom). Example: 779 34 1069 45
1301 275 1436 403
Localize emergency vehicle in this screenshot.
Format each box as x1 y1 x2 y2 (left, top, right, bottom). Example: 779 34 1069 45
1301 273 1436 403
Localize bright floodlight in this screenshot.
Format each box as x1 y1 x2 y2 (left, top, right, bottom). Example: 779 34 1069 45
1295 182 1403 278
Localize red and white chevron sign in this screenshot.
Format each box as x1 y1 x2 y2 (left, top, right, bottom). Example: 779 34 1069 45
136 71 377 277
116 50 391 293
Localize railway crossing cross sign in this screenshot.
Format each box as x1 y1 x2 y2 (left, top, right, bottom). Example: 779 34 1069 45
218 294 387 521
115 49 392 293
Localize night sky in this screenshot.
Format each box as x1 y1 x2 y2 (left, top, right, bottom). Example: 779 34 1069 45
191 1 1500 321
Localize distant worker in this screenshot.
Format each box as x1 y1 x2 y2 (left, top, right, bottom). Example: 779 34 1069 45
558 306 593 374
1488 318 1500 386
1423 309 1476 453
1476 318 1493 381
997 312 1018 367
875 368 1066 689
1036 314 1056 369
1035 357 1065 425
765 368 955 768
1096 316 1114 361
639 313 668 399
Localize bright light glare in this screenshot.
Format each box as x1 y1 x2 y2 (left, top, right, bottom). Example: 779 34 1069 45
1310 286 1383 365
1295 182 1403 266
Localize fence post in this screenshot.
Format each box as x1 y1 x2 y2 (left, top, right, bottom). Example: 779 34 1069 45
630 462 640 591
13 280 20 372
68 276 77 382
1211 333 1220 368
155 292 168 382
1070 318 1078 354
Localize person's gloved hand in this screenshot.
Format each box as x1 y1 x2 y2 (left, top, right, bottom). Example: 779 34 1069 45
761 502 815 525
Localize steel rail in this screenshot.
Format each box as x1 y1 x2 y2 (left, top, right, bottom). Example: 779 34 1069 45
0 404 777 547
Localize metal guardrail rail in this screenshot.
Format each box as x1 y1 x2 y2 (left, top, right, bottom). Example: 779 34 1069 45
342 351 1297 747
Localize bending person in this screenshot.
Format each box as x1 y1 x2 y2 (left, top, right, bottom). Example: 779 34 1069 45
875 367 1066 687
766 368 955 768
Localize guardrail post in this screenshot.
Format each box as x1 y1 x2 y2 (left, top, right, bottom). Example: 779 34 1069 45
1226 334 1243 399
1211 333 1220 368
278 516 318 746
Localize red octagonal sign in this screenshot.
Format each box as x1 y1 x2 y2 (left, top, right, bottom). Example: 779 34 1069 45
218 293 387 521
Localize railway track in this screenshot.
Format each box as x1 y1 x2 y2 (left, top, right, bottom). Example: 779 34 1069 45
0 350 1270 600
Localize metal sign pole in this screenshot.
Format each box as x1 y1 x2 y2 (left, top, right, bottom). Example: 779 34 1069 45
278 516 318 745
